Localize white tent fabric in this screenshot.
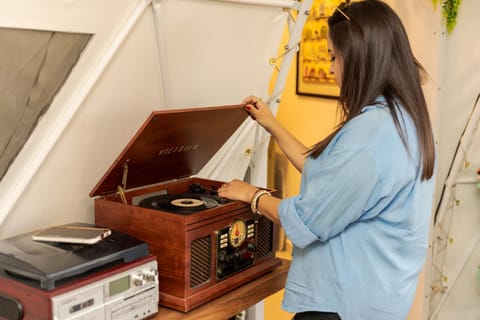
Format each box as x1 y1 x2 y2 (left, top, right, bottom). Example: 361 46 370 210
0 0 289 237
426 0 480 318
387 1 480 319
152 0 290 186
430 95 480 319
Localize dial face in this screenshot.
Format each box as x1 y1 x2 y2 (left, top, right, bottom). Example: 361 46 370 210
228 220 247 248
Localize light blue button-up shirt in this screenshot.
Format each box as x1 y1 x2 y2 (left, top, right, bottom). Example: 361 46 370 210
278 97 435 320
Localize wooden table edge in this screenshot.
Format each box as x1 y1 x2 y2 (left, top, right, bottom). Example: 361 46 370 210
153 258 290 319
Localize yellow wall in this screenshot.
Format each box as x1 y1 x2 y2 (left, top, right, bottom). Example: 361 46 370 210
263 33 425 320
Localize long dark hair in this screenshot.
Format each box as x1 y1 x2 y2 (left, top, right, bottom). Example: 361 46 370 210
308 0 435 181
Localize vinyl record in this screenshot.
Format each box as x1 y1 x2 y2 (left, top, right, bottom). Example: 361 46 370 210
138 193 219 214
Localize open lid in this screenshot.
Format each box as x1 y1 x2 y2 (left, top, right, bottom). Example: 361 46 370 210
90 105 248 197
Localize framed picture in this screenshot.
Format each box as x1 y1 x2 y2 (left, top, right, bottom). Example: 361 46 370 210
296 0 342 98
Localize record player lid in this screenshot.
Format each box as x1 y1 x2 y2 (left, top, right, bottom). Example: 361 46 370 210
90 105 248 197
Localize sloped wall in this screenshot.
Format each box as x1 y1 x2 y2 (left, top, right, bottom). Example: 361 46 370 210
0 7 164 238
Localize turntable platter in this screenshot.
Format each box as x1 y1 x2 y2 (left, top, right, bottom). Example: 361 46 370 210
138 193 220 214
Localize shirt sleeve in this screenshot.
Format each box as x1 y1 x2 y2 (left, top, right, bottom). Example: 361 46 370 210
278 142 385 248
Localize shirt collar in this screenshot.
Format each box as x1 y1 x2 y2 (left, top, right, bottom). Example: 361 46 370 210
361 96 388 113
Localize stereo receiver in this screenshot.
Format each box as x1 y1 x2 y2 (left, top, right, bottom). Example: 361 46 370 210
0 226 158 320
51 256 158 320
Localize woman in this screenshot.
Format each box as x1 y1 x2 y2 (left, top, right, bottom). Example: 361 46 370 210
218 1 436 319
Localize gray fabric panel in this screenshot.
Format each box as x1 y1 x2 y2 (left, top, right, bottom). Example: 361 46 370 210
0 28 91 180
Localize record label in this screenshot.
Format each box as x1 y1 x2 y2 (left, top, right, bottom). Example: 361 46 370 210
170 198 204 208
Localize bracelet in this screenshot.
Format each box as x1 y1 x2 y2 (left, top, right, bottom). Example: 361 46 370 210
250 189 271 215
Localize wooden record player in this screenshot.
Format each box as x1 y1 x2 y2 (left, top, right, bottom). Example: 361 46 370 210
91 105 281 312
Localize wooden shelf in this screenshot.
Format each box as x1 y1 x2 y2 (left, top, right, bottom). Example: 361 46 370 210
152 259 290 320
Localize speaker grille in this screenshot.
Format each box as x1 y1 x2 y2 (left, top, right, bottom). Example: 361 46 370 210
257 216 274 258
190 235 211 288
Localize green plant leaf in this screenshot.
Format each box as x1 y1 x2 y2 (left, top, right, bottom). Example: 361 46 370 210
442 0 462 34
432 0 462 34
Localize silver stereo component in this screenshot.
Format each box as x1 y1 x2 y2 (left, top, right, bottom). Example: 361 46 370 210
51 259 158 320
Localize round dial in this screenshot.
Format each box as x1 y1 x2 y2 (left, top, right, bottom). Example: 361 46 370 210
228 220 247 248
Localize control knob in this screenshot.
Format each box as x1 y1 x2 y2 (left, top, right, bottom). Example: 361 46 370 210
143 268 158 282
132 272 145 286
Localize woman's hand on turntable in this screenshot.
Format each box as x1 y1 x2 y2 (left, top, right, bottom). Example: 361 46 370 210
218 179 257 204
218 179 281 225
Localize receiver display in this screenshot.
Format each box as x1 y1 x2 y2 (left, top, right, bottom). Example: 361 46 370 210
109 275 130 296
